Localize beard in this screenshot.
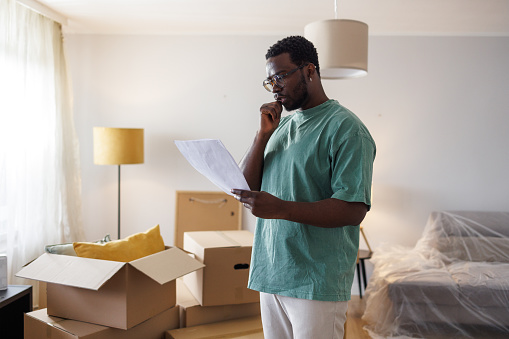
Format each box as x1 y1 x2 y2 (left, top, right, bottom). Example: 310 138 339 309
282 73 309 112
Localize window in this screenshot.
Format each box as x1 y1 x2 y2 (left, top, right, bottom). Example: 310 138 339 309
0 0 83 301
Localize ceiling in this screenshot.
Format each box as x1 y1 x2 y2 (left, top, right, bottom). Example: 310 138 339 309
26 0 509 36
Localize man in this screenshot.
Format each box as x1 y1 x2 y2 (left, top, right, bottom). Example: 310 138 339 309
232 36 376 339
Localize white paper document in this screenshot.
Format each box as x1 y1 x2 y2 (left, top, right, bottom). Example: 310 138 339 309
174 139 250 196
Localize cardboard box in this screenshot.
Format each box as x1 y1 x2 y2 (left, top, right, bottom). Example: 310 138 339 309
174 191 242 249
17 247 204 329
166 315 263 339
177 278 260 328
25 306 179 339
183 231 259 306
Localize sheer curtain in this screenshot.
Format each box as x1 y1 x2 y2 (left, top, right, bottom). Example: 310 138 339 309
0 0 84 304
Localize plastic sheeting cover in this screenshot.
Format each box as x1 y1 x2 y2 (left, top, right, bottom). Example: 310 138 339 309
362 211 509 338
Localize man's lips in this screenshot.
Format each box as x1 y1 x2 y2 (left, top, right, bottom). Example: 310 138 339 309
274 94 286 104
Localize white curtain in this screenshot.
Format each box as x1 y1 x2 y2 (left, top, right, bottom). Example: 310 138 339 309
0 0 84 304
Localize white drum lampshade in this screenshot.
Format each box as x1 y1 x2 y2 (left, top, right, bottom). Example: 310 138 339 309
305 19 368 79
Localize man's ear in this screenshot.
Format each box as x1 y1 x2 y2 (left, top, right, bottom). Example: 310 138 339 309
306 63 316 79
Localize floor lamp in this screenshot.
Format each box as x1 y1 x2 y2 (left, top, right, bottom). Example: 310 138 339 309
93 127 144 239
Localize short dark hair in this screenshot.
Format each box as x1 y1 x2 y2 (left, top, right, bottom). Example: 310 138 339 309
265 36 320 76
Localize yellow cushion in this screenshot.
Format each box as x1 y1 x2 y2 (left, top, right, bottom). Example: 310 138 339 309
73 225 165 262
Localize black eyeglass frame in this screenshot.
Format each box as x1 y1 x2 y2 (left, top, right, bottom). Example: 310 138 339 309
262 63 308 92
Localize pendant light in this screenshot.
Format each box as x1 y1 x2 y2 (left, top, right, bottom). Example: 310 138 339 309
304 0 368 79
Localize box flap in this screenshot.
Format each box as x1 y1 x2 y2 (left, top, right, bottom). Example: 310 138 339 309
16 253 125 290
221 230 254 247
184 230 253 249
130 247 205 285
26 308 108 336
26 308 57 324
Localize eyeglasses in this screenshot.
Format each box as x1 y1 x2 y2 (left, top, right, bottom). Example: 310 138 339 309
262 63 308 92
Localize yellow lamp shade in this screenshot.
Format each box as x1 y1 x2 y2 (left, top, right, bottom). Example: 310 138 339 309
93 127 144 165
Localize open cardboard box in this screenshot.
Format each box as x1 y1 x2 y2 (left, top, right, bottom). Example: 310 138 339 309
177 278 260 328
183 230 259 306
17 247 204 329
25 306 179 339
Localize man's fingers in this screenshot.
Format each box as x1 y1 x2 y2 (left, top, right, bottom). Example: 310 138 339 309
261 109 276 121
231 189 249 201
231 189 256 208
260 102 282 121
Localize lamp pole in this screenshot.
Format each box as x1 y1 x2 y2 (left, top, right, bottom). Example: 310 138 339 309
93 127 144 241
117 165 121 239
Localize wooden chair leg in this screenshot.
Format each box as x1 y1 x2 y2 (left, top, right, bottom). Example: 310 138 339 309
356 262 363 299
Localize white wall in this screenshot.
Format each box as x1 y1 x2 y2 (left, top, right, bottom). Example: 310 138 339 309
65 35 273 244
65 34 509 293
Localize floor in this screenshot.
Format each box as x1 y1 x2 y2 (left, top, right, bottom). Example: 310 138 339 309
345 295 370 339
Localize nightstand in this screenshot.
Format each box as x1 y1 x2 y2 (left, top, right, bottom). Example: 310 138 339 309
0 285 33 339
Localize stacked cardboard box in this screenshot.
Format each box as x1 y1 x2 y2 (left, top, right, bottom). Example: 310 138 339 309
177 279 260 328
25 307 180 339
178 230 261 332
17 247 204 338
166 315 263 339
183 230 259 306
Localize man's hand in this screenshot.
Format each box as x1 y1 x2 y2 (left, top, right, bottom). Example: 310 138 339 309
231 189 285 220
232 189 368 228
259 101 282 136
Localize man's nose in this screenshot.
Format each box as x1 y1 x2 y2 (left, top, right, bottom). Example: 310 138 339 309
272 84 282 94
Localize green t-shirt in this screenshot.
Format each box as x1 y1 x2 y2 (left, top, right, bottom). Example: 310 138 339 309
247 99 376 301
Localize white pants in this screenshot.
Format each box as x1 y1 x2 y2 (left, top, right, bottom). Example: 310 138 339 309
260 292 348 339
